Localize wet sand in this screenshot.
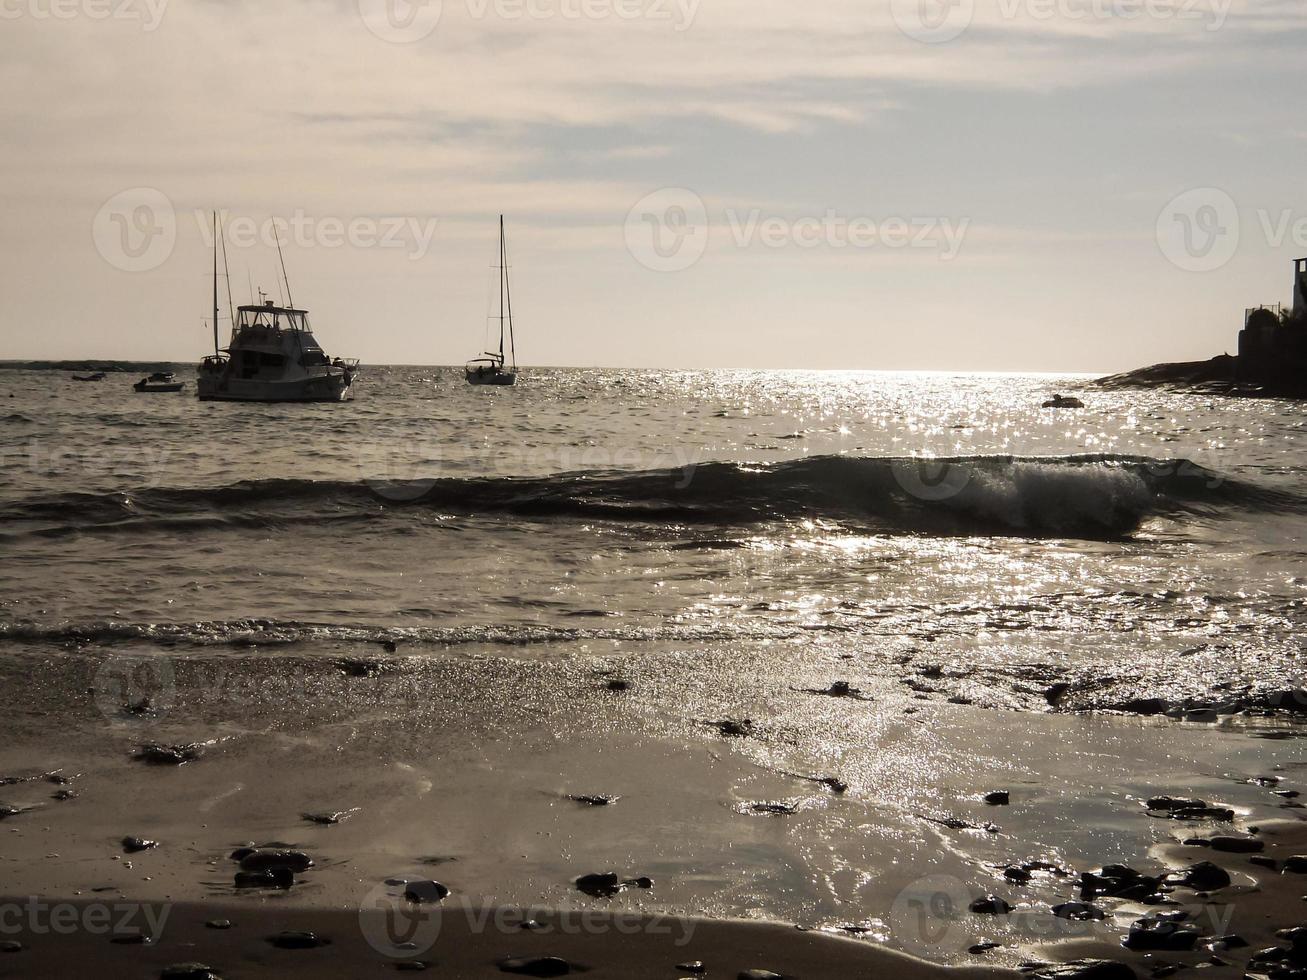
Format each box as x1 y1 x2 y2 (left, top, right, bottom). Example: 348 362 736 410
2 637 1307 977
0 900 1013 978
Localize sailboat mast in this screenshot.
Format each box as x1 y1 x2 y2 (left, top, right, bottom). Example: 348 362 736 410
498 214 506 363
212 211 220 357
503 217 516 370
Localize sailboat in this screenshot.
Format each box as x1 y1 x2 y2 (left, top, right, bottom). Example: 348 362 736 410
465 215 518 386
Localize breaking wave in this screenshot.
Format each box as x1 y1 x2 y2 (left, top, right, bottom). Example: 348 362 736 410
0 454 1296 541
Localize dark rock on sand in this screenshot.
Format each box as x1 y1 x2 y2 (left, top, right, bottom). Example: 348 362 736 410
984 791 1010 806
134 743 205 765
970 896 1013 915
1144 797 1234 822
1211 934 1248 949
738 971 786 980
1123 917 1199 952
161 965 222 980
969 943 1002 954
205 920 232 930
1250 855 1279 870
0 804 27 820
567 795 619 807
677 962 706 974
498 957 574 977
1029 961 1137 980
1044 682 1072 706
239 849 314 873
122 837 158 853
575 872 623 898
302 810 357 825
1080 866 1165 901
1283 855 1307 873
574 872 651 897
803 680 871 700
0 941 23 953
1206 835 1263 853
1053 902 1106 921
267 931 330 950
52 789 77 801
1175 861 1230 891
234 868 294 889
605 679 630 692
748 801 800 815
404 880 451 904
110 932 152 945
708 719 755 737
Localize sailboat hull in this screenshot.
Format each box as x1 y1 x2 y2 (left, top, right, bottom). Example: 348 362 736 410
465 370 517 386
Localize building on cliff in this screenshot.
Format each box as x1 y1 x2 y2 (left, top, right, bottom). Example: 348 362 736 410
1239 258 1307 386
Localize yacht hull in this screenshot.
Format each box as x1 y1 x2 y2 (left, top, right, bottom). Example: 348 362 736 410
196 373 353 403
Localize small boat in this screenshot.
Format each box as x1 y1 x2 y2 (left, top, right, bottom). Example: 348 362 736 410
1042 393 1085 409
134 378 185 393
195 212 357 403
466 215 518 387
73 372 107 382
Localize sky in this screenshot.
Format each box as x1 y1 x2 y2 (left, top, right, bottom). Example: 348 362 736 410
0 0 1304 370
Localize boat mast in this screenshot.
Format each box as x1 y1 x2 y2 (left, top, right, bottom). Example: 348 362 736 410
502 215 516 371
498 214 506 365
220 214 235 339
274 225 295 312
212 211 220 357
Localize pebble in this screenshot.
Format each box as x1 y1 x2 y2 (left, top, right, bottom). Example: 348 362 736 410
498 957 574 976
122 837 159 854
1053 902 1105 921
738 972 785 980
984 791 1010 806
239 849 314 873
161 965 221 980
403 880 451 904
1123 917 1199 951
267 931 330 950
1208 835 1264 853
1285 856 1307 874
1177 861 1231 891
205 919 232 930
567 795 619 807
677 963 706 974
969 896 1012 915
0 941 22 953
134 743 204 765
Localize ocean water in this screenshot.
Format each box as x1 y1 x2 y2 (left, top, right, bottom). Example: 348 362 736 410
1 366 1304 695
2 366 1307 955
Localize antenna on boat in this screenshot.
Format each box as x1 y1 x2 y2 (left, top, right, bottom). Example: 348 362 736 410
273 224 295 310
212 211 220 357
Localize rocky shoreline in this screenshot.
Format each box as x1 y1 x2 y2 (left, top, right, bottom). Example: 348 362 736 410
1096 354 1307 398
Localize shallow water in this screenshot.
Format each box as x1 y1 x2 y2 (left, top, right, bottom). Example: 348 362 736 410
1 366 1305 963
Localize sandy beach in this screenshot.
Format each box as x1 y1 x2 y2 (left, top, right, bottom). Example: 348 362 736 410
3 624 1307 978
